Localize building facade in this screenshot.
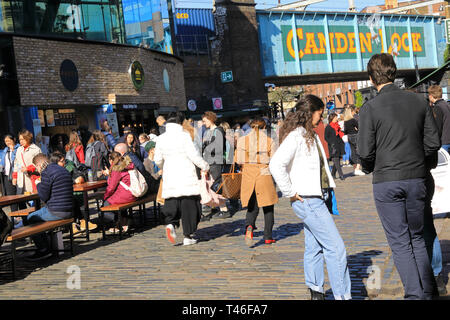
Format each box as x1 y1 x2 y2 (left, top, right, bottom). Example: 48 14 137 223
305 82 359 109
0 0 185 147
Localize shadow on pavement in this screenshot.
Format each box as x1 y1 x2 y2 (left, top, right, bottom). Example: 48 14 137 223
249 223 304 248
0 209 161 285
325 249 383 300
196 219 247 242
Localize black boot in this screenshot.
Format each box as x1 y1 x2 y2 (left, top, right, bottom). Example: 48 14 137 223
309 288 325 300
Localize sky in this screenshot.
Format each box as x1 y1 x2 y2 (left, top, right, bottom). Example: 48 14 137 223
173 0 412 11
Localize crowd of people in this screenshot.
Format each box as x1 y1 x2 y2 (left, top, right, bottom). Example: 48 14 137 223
0 52 449 300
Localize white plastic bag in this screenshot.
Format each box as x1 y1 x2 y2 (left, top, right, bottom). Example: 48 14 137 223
200 173 226 208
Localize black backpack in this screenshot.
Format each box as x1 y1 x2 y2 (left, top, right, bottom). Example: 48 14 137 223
0 208 13 247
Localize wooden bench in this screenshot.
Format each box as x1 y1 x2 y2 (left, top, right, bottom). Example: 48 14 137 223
1 218 74 280
99 194 158 240
8 207 36 217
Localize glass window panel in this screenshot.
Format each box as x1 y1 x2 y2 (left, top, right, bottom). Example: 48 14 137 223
0 0 171 52
122 0 173 53
81 4 108 41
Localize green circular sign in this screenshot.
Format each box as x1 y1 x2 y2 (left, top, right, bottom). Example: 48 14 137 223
129 61 145 91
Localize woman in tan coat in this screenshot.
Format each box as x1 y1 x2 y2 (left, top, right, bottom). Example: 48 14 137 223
12 129 42 194
236 118 278 244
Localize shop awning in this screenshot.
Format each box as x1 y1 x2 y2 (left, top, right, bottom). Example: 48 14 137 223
409 60 450 89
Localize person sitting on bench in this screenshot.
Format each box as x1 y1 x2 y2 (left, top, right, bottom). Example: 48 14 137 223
99 152 137 233
15 153 73 261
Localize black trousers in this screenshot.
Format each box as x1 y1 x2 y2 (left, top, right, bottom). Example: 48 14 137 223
163 196 202 237
331 157 344 179
347 134 361 165
245 191 274 240
423 174 438 264
373 178 437 299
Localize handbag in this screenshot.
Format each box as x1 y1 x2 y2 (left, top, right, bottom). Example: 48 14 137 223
323 188 340 215
200 173 226 208
156 178 165 205
216 154 242 200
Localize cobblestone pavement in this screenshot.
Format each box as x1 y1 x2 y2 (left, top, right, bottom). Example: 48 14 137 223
0 167 448 300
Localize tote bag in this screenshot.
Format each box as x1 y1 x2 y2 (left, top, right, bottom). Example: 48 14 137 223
216 157 242 200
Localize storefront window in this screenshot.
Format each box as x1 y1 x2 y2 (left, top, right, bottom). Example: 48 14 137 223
0 0 126 43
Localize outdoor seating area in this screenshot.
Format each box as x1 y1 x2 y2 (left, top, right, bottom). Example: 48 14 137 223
0 185 161 280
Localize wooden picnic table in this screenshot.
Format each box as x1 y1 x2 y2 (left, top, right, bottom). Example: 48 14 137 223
0 193 41 210
73 180 107 241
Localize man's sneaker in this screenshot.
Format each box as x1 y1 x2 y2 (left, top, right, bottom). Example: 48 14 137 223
354 170 366 176
25 249 52 261
165 224 177 244
435 274 447 295
183 237 198 246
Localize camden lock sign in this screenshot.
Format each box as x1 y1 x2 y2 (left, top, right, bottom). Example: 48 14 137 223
129 61 145 90
281 25 425 61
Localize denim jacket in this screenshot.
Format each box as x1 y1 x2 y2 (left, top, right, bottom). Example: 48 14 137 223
0 144 20 180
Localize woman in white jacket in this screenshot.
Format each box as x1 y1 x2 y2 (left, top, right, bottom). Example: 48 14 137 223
269 95 351 300
154 112 210 246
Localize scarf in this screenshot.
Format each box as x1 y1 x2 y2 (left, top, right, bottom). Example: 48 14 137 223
330 122 344 138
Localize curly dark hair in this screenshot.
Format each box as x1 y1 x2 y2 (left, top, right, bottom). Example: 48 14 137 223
279 95 324 149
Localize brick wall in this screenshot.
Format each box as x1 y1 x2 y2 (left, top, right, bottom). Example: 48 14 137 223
13 36 186 110
305 81 358 108
183 0 267 110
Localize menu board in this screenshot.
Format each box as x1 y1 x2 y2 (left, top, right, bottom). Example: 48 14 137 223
56 109 77 126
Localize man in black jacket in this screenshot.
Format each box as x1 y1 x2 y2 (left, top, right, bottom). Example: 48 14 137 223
428 84 450 153
358 53 441 300
18 153 74 260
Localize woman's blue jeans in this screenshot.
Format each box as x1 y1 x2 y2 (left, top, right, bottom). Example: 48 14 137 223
291 198 352 300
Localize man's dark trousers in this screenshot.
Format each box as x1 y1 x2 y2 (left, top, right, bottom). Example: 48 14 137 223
373 178 437 300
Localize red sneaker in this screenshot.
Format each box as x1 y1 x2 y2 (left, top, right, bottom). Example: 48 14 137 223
265 239 276 244
165 224 176 244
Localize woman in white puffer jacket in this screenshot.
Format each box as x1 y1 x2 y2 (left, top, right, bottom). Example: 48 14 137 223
154 112 210 246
